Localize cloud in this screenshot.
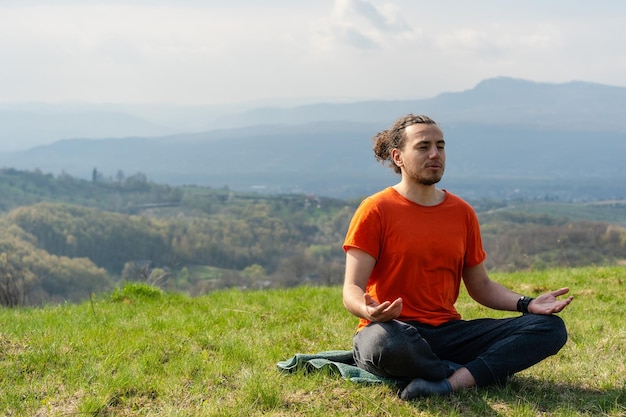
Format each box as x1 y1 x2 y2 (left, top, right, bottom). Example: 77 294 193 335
336 0 409 34
341 27 380 50
0 3 312 103
312 0 414 51
434 23 564 58
2 1 626 105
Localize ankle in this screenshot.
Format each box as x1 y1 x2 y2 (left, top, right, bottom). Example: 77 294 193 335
447 367 476 391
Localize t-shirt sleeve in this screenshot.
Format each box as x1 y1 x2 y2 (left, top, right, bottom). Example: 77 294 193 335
343 197 381 261
464 209 487 267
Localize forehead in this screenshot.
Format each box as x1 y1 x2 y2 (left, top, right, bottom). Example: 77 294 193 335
404 123 444 142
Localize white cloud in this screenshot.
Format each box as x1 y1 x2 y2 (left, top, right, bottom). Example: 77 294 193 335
333 0 409 34
434 23 564 60
311 0 415 51
1 1 626 104
0 3 317 103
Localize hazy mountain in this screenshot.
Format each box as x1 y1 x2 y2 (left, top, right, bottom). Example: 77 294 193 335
0 77 624 200
0 108 176 152
1 120 624 200
211 77 626 132
0 99 340 151
2 77 625 152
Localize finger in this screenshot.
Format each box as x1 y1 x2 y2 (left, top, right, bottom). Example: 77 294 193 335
385 298 403 317
382 303 400 316
371 301 391 315
553 297 574 313
551 287 570 297
388 297 402 308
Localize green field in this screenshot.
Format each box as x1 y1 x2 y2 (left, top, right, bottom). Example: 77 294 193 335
1 266 625 416
482 200 626 226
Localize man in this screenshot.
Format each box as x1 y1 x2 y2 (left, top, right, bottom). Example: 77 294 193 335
342 114 573 400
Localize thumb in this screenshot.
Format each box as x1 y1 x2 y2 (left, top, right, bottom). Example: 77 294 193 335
364 293 377 306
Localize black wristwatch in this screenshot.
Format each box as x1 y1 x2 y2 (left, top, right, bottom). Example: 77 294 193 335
517 296 534 314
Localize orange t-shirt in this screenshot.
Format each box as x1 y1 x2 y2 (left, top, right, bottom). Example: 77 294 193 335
343 187 486 330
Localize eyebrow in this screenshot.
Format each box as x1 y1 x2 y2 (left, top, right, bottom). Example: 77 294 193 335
416 138 445 145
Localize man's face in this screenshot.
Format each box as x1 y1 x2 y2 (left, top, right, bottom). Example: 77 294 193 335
392 123 446 186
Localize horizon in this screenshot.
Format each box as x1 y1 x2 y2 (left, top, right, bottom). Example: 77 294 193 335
1 75 626 154
0 76 624 108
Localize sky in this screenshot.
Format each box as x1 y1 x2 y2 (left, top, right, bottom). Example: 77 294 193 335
2 0 626 106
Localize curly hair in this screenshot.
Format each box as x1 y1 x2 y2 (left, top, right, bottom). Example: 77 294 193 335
373 114 438 174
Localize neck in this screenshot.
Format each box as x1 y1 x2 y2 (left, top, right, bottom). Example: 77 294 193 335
393 181 444 206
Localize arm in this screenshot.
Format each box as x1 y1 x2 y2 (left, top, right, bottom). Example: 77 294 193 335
462 262 573 314
343 248 402 322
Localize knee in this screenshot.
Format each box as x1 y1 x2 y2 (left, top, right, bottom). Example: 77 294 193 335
550 315 568 350
531 314 568 353
354 321 446 380
355 321 409 358
353 322 406 375
354 321 430 366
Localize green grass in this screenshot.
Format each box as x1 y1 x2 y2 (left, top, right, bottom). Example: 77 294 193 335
1 268 625 416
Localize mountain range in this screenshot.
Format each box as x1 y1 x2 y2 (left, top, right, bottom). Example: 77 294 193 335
0 77 624 200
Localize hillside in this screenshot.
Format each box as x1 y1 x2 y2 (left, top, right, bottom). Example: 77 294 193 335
1 77 625 200
2 121 625 200
212 77 626 132
1 168 625 308
0 108 175 152
1 272 624 416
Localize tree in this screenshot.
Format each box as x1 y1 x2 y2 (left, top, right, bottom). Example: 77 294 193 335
0 252 33 307
241 264 269 289
317 261 343 286
115 170 125 185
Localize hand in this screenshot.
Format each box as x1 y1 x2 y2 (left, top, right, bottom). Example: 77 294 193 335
529 287 574 315
364 293 402 322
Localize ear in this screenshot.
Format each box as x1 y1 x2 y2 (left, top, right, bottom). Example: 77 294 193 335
391 148 403 168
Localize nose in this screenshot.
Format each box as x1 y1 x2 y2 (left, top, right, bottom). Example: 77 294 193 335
429 145 442 159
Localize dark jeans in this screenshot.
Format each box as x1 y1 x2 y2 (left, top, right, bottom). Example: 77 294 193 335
353 314 568 387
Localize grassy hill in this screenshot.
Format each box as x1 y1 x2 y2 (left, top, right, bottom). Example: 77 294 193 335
1 266 624 416
1 167 626 308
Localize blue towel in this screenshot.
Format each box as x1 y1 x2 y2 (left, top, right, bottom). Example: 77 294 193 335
277 350 396 385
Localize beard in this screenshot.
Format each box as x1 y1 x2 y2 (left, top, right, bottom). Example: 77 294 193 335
418 176 442 186
415 167 444 186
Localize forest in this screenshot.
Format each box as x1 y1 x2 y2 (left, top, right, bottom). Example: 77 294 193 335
1 167 625 307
